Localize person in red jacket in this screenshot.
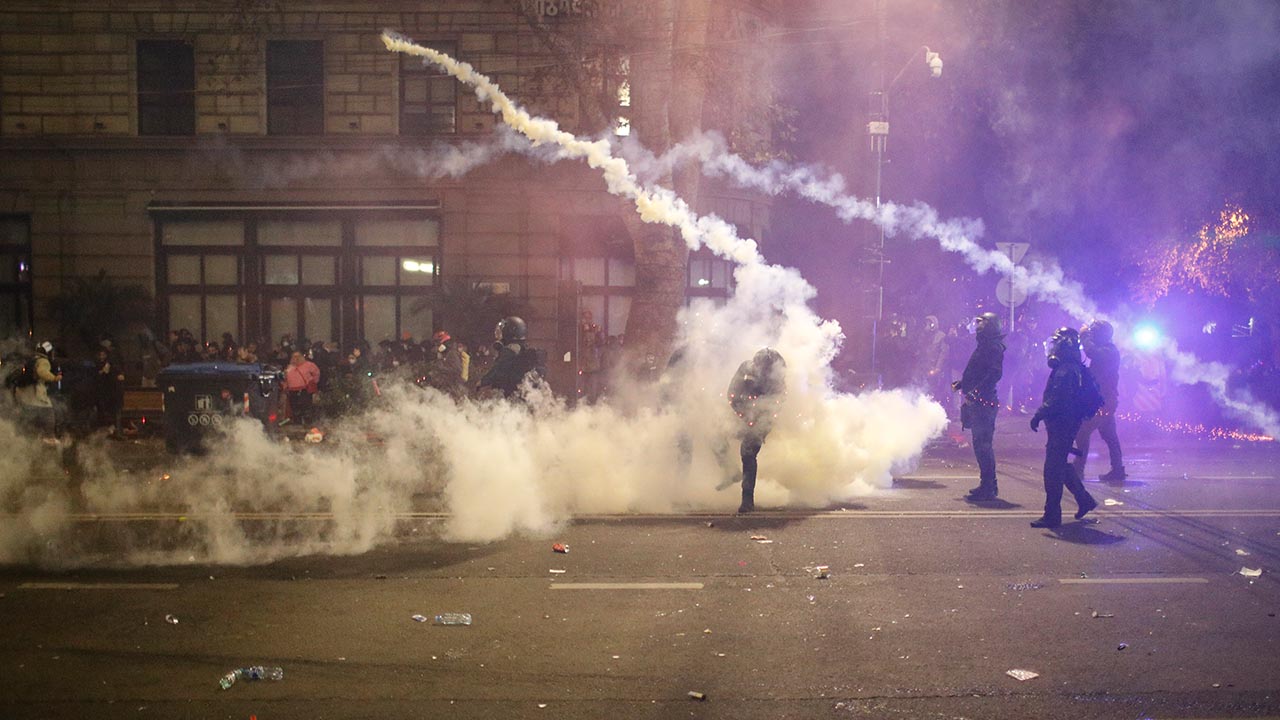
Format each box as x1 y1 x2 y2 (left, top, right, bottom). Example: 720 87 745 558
284 351 321 425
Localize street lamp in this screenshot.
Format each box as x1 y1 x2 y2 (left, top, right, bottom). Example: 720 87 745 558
866 45 942 384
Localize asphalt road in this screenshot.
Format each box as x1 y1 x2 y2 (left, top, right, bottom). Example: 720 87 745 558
2 418 1279 719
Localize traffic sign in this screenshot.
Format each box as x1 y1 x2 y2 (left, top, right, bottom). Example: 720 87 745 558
995 242 1030 264
996 276 1027 308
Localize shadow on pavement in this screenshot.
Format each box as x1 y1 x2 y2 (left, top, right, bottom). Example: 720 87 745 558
961 497 1023 509
1048 522 1127 545
891 478 948 490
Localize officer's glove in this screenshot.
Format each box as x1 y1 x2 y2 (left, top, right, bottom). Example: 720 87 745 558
1030 412 1044 432
950 380 962 393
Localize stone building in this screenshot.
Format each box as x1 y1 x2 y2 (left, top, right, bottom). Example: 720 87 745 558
0 1 777 393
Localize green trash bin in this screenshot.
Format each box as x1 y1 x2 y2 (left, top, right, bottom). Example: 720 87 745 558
158 363 283 453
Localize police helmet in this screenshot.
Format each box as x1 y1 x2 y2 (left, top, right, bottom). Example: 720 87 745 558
974 312 1001 337
1046 327 1081 367
1081 319 1114 345
496 316 527 343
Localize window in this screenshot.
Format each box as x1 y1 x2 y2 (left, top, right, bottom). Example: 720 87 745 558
399 43 458 135
687 251 733 296
267 40 324 135
561 255 634 337
137 40 195 136
0 217 33 338
155 212 440 349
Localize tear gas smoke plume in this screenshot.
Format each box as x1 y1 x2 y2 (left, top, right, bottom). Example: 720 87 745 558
195 126 543 189
0 37 949 569
628 131 1280 438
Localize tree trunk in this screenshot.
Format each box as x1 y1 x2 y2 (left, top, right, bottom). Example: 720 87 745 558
623 0 711 375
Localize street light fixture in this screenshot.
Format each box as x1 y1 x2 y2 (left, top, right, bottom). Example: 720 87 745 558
866 45 942 384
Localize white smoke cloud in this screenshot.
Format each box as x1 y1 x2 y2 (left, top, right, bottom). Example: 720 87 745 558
0 36 951 568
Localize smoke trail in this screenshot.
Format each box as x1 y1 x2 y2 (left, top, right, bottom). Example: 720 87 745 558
376 31 945 532
195 125 543 189
638 131 1280 438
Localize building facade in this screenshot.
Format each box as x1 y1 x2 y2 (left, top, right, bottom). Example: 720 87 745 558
0 1 776 393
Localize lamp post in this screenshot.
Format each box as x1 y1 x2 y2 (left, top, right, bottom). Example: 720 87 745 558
866 45 942 384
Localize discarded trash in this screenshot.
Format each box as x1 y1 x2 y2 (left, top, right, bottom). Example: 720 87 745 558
853 563 865 568
374 574 387 580
705 521 715 528
749 535 768 541
687 691 707 701
164 614 179 625
218 666 284 690
1117 643 1128 651
1006 582 1043 591
552 543 569 553
434 613 472 626
1006 669 1039 681
755 539 774 545
807 595 816 603
411 614 428 623
1103 498 1123 506
1236 549 1251 556
304 427 324 443
1239 567 1263 578
814 565 830 579
549 569 567 574
1091 610 1115 618
537 703 547 708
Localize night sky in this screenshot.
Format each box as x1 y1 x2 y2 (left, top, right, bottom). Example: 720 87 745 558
766 0 1280 361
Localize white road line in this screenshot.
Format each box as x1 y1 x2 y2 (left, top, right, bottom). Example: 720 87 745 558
1058 577 1209 585
549 582 704 590
19 582 179 591
4 509 1280 522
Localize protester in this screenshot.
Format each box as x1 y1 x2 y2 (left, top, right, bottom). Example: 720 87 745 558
12 341 62 442
283 350 321 426
727 348 787 513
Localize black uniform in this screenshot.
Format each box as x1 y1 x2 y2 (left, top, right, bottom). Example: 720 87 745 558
479 342 527 397
1074 331 1124 482
1030 329 1097 527
727 349 786 513
955 324 1005 498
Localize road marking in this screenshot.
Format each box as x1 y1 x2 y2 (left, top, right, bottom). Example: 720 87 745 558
550 582 704 590
1058 577 1209 585
19 582 179 591
4 509 1280 522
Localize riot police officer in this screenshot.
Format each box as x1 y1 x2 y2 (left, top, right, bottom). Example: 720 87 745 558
952 312 1005 501
1029 327 1098 528
478 316 542 398
1074 320 1125 483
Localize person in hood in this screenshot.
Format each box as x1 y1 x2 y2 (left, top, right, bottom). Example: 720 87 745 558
1029 327 1098 528
727 348 786 513
952 312 1005 501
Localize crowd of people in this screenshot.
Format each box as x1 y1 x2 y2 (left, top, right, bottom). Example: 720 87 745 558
1 324 508 440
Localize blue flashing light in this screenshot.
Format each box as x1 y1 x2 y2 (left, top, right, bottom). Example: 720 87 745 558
1132 323 1162 351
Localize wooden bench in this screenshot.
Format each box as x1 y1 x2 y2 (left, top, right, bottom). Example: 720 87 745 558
116 387 165 435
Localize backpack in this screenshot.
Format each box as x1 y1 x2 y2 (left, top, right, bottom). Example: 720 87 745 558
1076 365 1106 421
516 346 547 384
4 356 38 390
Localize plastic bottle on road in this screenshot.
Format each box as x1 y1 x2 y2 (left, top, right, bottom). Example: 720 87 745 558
433 613 473 626
219 666 284 689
